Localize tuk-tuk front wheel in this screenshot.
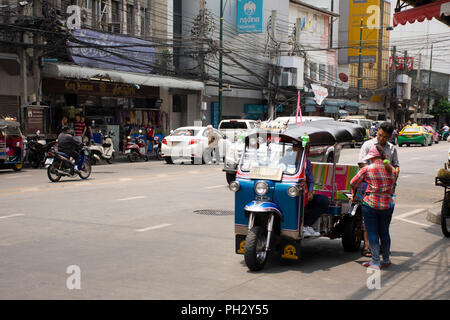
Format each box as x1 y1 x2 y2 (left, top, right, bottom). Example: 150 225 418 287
342 217 362 251
244 226 268 271
441 192 450 237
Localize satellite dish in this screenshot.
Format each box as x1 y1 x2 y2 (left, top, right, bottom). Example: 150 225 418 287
339 73 349 82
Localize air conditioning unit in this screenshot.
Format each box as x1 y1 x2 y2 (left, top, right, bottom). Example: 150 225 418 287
280 71 294 87
278 56 304 89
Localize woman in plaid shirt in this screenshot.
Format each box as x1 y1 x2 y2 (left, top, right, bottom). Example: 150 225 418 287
350 144 395 269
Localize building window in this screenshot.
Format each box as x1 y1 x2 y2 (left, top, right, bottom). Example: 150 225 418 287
310 63 317 81
127 4 134 36
319 64 326 81
110 0 121 33
140 7 148 37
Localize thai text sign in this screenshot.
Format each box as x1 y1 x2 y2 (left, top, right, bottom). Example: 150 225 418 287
68 29 156 74
237 0 264 33
389 57 414 70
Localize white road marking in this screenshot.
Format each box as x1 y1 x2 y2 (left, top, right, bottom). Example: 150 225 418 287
21 187 39 192
395 218 431 228
6 175 32 179
157 174 168 178
117 196 147 201
119 178 133 182
135 223 172 232
394 208 426 219
205 185 227 190
0 214 25 220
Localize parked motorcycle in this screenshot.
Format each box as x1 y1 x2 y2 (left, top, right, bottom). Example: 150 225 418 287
125 130 149 162
45 144 92 182
150 134 164 160
26 130 56 168
88 130 115 165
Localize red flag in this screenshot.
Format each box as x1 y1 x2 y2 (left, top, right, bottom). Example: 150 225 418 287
296 90 302 126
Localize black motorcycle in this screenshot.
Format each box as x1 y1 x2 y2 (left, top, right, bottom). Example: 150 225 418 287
26 131 56 168
46 144 92 182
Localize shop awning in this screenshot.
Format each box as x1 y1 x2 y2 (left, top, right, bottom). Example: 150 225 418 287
393 0 450 27
43 63 205 91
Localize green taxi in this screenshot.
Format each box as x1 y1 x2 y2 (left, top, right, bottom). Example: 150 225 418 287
398 125 433 147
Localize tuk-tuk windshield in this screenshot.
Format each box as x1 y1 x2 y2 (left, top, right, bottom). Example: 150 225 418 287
240 142 303 175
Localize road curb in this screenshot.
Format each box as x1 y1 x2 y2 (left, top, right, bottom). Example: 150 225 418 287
426 206 441 225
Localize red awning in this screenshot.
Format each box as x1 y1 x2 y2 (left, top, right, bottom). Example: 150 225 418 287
393 0 450 27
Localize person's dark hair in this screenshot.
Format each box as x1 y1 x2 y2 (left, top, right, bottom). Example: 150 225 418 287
379 122 394 134
61 125 70 132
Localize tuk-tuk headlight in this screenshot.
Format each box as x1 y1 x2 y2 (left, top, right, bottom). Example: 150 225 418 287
287 185 300 197
229 181 240 192
254 181 269 196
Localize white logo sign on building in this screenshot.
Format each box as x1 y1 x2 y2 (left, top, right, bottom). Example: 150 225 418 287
310 84 328 105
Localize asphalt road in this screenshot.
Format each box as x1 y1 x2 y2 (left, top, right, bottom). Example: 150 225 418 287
0 143 449 300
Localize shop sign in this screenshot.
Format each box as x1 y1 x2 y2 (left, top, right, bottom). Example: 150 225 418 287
237 0 264 33
43 78 159 98
68 29 156 74
26 107 45 134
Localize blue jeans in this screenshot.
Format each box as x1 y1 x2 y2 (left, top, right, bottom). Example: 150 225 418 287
362 205 393 266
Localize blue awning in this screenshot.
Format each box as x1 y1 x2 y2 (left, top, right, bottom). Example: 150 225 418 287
305 105 316 112
324 106 339 114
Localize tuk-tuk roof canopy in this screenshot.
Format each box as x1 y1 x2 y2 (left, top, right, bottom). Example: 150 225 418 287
282 121 366 146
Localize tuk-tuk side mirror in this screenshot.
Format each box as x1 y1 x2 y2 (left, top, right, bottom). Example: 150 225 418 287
36 130 40 135
170 130 174 135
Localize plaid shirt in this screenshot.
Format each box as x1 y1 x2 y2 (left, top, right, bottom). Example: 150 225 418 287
350 159 395 210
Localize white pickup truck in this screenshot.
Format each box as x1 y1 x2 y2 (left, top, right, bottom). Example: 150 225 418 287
219 120 256 183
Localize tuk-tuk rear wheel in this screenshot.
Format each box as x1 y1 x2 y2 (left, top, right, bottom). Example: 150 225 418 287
244 226 268 271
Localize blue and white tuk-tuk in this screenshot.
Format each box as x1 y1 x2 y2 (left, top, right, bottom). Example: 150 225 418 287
230 121 366 271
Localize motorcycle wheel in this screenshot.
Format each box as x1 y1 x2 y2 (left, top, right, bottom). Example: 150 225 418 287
78 161 92 180
165 156 174 164
244 226 268 271
127 154 134 162
144 155 149 162
47 162 62 182
106 157 113 164
342 216 362 252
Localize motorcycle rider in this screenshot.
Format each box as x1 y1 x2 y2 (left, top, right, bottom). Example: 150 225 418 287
57 126 82 172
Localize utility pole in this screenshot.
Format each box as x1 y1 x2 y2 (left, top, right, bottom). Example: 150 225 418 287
218 0 223 125
18 4 28 132
268 10 277 120
33 0 42 108
403 50 408 123
427 43 433 111
391 45 397 124
199 0 205 81
415 53 422 123
357 19 363 103
377 0 384 90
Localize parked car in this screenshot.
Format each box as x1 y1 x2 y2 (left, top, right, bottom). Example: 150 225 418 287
338 118 373 141
161 126 229 164
398 125 433 147
423 125 439 144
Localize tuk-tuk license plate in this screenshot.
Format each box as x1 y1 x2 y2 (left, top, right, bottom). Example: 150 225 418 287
251 167 283 181
45 158 53 165
125 149 131 154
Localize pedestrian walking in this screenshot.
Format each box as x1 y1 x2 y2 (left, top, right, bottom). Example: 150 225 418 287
351 144 395 269
358 122 399 257
145 121 154 155
73 114 86 144
205 125 221 164
58 116 68 133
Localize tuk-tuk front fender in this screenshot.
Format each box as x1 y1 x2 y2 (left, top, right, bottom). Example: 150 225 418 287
244 201 283 221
